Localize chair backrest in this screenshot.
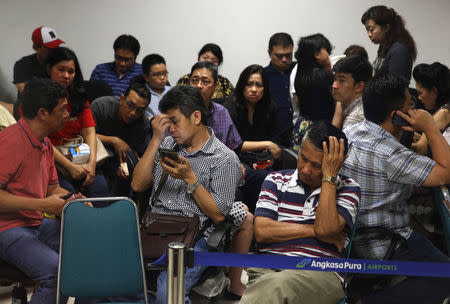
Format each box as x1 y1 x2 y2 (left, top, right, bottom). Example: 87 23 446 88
57 197 147 303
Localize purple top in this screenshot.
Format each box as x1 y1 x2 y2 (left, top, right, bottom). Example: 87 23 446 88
207 102 242 150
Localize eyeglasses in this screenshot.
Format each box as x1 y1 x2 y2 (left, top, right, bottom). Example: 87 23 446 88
125 99 146 114
115 54 135 64
190 77 213 87
150 70 169 78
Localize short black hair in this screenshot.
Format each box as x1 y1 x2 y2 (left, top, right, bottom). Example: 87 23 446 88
333 55 373 83
21 78 67 119
159 86 207 125
125 81 151 102
363 73 408 124
113 34 140 57
198 43 223 65
142 54 166 75
344 45 369 61
302 121 348 155
268 32 294 52
190 61 218 84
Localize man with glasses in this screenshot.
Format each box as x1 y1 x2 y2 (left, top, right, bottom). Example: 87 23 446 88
142 53 171 118
90 82 151 196
264 32 296 147
90 34 143 96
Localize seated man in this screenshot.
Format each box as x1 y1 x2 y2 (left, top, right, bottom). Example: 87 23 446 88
90 34 142 96
241 122 359 304
331 55 372 129
0 78 74 303
90 82 152 197
131 85 241 303
13 26 64 95
340 73 450 304
142 53 171 118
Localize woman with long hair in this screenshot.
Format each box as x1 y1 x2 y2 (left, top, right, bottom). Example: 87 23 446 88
292 33 334 151
412 62 450 154
46 47 109 197
361 5 417 82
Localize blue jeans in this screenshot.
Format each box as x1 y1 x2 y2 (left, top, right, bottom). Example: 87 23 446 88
363 231 450 304
0 219 67 304
58 170 110 202
150 237 209 304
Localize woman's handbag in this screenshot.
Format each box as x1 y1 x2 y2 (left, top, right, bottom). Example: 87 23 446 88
56 135 110 166
140 171 203 262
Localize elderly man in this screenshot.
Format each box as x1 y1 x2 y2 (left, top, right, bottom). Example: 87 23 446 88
240 122 359 304
132 86 241 303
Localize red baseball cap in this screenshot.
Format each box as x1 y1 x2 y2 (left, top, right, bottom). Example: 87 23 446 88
31 26 64 48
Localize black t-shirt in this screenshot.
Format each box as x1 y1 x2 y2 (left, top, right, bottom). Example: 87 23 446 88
90 96 152 156
13 54 47 84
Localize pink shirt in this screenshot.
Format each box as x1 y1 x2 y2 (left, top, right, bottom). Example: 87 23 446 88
0 118 58 233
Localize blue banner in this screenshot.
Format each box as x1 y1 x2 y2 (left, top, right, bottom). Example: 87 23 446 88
152 252 450 278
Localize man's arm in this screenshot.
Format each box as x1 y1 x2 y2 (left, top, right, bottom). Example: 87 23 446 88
315 137 347 237
0 187 67 216
131 114 169 192
397 110 450 186
254 216 315 243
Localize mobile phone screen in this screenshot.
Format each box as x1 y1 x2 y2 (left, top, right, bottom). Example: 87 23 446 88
159 148 179 162
62 191 74 200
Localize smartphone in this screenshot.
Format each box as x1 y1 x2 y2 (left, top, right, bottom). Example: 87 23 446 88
392 112 410 126
61 191 74 200
159 148 179 163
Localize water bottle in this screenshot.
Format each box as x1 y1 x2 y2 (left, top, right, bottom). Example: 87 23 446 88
11 282 27 304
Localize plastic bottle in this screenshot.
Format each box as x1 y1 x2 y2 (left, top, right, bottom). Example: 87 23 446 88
11 282 27 304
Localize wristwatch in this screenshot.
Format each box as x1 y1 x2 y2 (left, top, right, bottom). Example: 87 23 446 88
186 180 201 195
322 176 337 185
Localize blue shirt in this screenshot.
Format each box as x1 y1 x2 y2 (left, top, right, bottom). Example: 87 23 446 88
264 62 296 137
145 83 171 118
90 62 143 96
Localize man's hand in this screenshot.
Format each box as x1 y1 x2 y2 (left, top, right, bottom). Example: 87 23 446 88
321 136 346 178
160 156 196 184
396 109 438 134
112 137 131 163
42 194 67 216
152 114 171 142
317 231 346 253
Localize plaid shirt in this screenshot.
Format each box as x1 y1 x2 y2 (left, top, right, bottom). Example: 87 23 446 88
150 128 241 232
207 102 242 150
341 120 435 259
342 97 364 130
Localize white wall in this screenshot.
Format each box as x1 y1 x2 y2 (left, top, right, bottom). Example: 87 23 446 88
1 0 449 102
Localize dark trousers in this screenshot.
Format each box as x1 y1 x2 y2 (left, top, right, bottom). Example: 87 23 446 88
363 231 449 304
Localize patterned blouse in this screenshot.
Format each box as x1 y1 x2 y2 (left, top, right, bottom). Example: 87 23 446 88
176 73 234 99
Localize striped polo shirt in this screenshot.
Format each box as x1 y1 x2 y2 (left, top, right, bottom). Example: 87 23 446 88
255 169 359 260
90 62 142 96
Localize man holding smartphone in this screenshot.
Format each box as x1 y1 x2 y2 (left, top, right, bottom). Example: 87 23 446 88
341 73 450 304
0 79 75 304
132 85 241 303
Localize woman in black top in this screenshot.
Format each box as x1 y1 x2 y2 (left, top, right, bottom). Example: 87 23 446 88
362 5 417 82
292 33 334 151
225 64 282 163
